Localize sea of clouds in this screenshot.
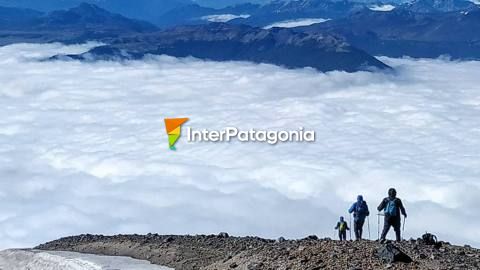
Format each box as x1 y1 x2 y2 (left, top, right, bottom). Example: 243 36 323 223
1 43 480 249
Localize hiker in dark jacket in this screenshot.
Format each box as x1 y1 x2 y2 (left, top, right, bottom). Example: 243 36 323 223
377 188 407 242
334 216 350 241
348 195 370 240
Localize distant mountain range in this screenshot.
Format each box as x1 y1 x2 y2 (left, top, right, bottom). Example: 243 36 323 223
0 0 478 27
297 7 480 59
155 3 261 26
165 0 479 27
230 0 369 26
402 0 477 13
0 0 191 22
1 0 479 70
0 3 157 44
0 3 389 72
193 0 270 8
65 23 391 72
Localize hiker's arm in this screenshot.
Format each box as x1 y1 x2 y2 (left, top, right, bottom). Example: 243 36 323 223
398 199 407 217
377 199 386 211
348 203 355 213
334 222 339 229
365 203 370 216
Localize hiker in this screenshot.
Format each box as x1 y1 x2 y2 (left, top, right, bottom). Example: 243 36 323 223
348 195 370 240
377 188 407 242
334 216 350 241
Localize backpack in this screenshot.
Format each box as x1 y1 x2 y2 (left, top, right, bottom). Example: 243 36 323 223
356 201 368 214
422 233 438 245
384 198 398 216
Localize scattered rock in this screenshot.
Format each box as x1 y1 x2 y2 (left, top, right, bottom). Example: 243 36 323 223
218 232 229 238
376 243 413 264
35 234 480 270
305 235 319 241
163 236 174 243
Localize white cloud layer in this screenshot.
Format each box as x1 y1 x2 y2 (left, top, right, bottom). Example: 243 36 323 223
1 43 480 249
263 18 330 29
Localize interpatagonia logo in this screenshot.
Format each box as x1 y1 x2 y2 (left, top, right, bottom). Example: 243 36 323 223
164 118 316 151
164 118 189 150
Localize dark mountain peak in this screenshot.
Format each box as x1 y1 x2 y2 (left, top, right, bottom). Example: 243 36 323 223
221 2 261 12
47 3 122 23
36 3 157 32
70 2 110 15
64 22 390 72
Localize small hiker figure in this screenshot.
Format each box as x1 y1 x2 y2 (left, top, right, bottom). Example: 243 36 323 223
334 216 350 241
377 188 407 242
348 195 370 240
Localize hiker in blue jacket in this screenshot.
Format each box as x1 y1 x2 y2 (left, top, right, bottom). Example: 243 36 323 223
348 195 370 240
334 216 350 241
378 188 407 242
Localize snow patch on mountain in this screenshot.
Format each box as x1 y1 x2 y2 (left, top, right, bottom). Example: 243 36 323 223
264 18 330 29
201 14 250 22
0 249 172 270
369 4 396 11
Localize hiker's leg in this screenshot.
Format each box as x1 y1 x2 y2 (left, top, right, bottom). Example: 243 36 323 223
380 216 391 240
358 219 365 239
393 217 401 241
354 220 360 240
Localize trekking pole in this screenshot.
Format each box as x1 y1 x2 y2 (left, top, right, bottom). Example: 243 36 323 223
402 216 406 240
367 216 371 240
349 213 352 241
377 212 381 240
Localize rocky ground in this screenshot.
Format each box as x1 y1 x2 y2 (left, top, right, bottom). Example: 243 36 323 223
36 234 480 270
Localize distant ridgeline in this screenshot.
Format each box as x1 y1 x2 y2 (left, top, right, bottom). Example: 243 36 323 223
0 0 477 27
0 3 390 72
0 0 479 70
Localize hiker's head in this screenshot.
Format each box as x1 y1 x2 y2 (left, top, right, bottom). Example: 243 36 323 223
357 195 363 202
388 188 397 198
340 216 344 221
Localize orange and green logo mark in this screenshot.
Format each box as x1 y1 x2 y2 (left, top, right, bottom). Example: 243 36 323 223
164 118 189 150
